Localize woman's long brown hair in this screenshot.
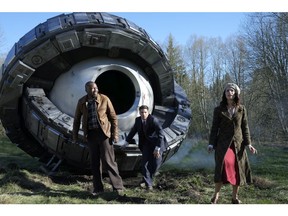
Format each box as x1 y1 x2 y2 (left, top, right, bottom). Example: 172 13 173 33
220 90 240 107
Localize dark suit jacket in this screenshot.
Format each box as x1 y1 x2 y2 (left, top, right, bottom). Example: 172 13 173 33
126 114 168 152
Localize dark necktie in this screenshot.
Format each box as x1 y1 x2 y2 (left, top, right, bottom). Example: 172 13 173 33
142 120 146 130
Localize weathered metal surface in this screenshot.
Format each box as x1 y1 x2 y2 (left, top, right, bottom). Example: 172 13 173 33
0 12 191 174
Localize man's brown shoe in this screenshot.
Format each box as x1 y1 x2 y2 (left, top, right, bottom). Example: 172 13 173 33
115 189 126 196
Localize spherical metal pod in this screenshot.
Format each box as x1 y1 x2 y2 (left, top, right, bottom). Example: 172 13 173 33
0 12 191 174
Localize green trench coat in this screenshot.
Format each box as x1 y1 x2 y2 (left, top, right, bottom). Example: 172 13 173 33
209 104 252 185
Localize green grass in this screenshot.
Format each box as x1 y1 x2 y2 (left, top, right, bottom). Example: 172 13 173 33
0 136 287 204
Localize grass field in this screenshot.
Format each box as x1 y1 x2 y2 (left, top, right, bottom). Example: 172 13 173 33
1 136 288 206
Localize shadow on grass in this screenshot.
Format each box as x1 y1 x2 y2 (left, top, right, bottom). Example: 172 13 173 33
0 164 47 192
92 192 146 204
8 186 146 204
0 163 146 203
49 173 146 203
49 174 92 185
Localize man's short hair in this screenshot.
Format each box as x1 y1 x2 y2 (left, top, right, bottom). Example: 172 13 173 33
85 81 96 88
139 105 149 111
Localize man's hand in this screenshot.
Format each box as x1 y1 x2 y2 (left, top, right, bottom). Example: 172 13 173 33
153 150 161 158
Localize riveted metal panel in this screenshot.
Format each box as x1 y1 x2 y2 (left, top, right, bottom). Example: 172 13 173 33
53 113 74 134
82 29 110 48
22 40 60 68
26 110 41 138
8 61 35 87
108 30 143 53
17 28 37 49
73 12 89 24
55 30 81 52
43 126 61 152
138 43 161 65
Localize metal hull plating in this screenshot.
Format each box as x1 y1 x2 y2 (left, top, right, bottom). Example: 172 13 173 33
0 12 191 174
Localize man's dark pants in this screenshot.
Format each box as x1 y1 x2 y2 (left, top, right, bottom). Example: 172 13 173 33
141 143 162 187
87 129 123 192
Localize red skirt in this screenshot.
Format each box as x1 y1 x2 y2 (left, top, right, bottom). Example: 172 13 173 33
222 143 239 185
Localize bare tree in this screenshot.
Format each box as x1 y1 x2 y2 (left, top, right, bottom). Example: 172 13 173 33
225 35 249 105
185 35 211 138
0 25 7 66
244 12 288 141
208 37 229 107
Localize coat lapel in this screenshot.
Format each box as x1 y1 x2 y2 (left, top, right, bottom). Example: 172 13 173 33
221 105 243 119
221 106 239 119
221 106 231 119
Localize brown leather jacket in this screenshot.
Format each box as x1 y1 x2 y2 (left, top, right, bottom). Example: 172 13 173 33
72 93 118 142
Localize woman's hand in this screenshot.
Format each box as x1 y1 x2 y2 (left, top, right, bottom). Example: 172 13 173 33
207 145 214 153
248 145 257 154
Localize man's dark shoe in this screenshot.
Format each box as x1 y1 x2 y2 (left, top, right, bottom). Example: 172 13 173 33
91 190 104 196
232 198 242 204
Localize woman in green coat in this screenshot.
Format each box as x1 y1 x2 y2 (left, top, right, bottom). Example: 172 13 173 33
208 83 257 204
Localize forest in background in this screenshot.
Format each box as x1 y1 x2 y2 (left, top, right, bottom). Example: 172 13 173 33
162 12 288 144
1 12 287 144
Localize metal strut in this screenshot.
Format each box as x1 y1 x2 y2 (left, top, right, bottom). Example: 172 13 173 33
39 154 63 176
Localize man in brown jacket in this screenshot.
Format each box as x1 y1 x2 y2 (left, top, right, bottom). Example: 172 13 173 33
72 81 124 196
